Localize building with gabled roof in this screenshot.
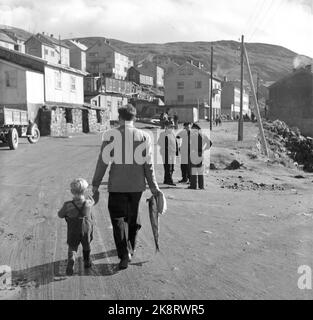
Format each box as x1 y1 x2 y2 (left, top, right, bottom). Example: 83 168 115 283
25 33 70 66
86 39 133 80
164 60 222 120
62 39 87 72
127 66 154 87
136 60 164 88
268 65 313 136
0 32 16 51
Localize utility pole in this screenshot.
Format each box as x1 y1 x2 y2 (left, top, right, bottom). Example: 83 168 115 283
210 46 213 131
256 72 260 103
243 44 269 156
238 35 244 141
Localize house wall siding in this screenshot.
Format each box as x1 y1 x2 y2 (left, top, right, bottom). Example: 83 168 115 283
0 41 15 51
0 61 27 106
44 66 84 105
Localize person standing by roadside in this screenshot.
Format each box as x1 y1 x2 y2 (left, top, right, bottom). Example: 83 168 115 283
173 113 179 130
188 123 212 190
176 122 191 184
92 104 162 270
158 120 178 186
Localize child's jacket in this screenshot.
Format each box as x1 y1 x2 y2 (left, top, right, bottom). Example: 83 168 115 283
58 198 94 247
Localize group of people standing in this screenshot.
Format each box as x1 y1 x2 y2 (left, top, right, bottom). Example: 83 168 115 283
157 120 212 190
160 111 179 129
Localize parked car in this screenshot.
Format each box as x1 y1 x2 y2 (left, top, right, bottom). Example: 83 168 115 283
150 114 161 125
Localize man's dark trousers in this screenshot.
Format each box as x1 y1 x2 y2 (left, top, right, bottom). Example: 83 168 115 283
181 163 191 181
108 192 142 259
163 163 174 183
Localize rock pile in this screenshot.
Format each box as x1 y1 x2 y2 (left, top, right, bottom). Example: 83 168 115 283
263 120 313 172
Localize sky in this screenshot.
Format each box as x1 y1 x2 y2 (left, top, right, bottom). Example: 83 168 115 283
0 0 312 57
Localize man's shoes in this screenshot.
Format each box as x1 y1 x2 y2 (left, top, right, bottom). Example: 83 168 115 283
119 256 129 270
83 250 92 268
187 186 197 190
66 258 75 276
165 182 176 186
178 179 188 183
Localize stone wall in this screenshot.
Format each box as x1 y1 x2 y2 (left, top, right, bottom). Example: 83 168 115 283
88 108 110 133
39 106 110 137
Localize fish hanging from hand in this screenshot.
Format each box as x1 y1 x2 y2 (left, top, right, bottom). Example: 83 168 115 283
146 192 165 252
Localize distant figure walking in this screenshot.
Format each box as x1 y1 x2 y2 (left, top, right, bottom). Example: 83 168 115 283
188 123 212 190
58 178 95 275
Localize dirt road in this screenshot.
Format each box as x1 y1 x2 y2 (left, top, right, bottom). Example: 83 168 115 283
1 122 313 300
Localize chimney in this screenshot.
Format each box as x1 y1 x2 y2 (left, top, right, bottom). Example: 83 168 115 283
223 76 227 82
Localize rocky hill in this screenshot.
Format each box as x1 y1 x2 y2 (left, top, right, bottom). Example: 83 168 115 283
0 25 311 83
74 36 312 82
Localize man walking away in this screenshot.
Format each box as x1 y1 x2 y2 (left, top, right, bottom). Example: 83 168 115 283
92 104 162 270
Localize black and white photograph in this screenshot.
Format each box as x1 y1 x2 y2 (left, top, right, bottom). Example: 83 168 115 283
0 0 313 306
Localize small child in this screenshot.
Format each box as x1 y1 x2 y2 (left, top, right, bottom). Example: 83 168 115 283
58 178 95 276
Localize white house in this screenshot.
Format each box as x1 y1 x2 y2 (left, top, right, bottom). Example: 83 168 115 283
0 46 87 122
165 61 222 120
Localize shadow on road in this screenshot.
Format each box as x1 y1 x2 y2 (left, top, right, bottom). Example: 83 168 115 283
11 249 119 288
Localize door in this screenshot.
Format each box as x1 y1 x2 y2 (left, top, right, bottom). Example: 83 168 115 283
82 109 90 133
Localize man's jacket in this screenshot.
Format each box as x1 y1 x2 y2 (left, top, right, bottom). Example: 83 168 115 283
92 123 158 193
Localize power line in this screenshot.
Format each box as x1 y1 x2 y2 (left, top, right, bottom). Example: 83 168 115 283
249 0 286 43
245 0 270 39
242 0 267 35
249 0 286 42
247 0 276 42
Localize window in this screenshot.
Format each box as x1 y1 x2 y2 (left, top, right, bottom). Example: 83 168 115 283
106 63 112 69
177 95 184 102
107 101 112 109
177 82 184 89
70 76 76 91
65 108 73 123
195 81 202 89
5 70 17 88
44 48 49 56
55 71 62 89
51 51 55 57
